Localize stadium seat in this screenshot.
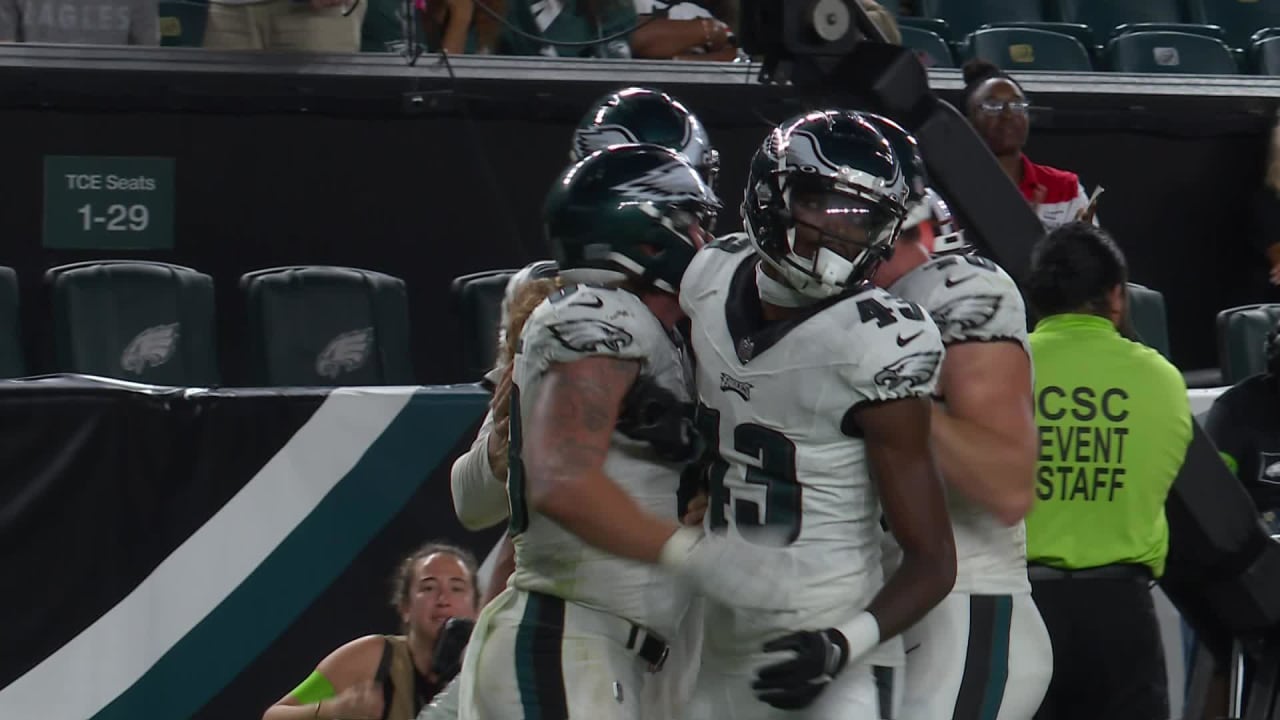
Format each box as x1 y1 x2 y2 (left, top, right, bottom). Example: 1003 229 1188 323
1195 0 1280 51
1217 303 1280 384
1126 282 1172 359
0 266 23 379
979 21 1099 58
451 269 516 382
45 260 218 386
240 265 414 387
966 27 1094 71
1251 33 1280 73
1055 0 1186 38
898 16 954 42
919 0 1044 39
1107 31 1238 74
158 0 208 47
901 26 956 67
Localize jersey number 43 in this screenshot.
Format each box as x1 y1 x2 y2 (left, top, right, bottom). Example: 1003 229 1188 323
695 403 801 547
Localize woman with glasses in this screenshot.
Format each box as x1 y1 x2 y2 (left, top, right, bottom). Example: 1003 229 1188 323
963 59 1100 231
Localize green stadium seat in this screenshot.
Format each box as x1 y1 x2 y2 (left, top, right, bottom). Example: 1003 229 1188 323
901 26 956 67
979 21 1099 57
1217 303 1280 384
1055 0 1187 37
0 266 23 379
451 269 516 382
1251 33 1280 73
44 260 218 386
966 27 1094 71
1195 0 1280 51
240 265 414 387
1113 22 1227 42
1126 282 1172 359
1107 31 1238 74
920 0 1044 39
158 0 208 47
898 16 954 42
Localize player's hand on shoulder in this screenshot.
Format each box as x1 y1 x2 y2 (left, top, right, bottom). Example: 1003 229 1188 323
752 628 850 709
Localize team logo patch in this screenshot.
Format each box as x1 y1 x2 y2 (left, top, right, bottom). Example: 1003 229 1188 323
874 351 941 392
573 124 638 159
316 327 374 379
549 318 634 354
719 373 752 401
932 294 1003 335
1259 452 1280 486
610 162 701 203
120 322 180 374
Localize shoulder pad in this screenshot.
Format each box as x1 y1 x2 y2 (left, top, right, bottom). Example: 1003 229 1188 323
680 233 753 314
839 286 945 408
520 284 665 367
890 255 1027 347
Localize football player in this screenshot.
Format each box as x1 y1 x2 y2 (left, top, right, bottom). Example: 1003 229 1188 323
680 110 957 720
570 86 719 190
865 113 1053 720
451 144 810 720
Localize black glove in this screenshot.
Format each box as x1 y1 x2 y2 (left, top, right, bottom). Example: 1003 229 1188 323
431 617 476 683
751 628 850 710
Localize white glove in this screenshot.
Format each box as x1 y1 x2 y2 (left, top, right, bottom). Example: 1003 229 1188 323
659 527 796 610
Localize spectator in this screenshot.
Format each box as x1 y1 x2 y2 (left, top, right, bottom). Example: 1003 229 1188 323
262 542 480 720
202 0 365 52
629 0 737 61
500 0 634 58
0 0 158 44
859 0 899 45
963 59 1100 232
1023 222 1191 720
1204 316 1280 536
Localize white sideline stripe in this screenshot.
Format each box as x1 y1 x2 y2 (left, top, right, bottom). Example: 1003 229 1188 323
0 387 415 720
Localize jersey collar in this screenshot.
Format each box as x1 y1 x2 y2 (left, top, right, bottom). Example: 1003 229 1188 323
1033 312 1118 336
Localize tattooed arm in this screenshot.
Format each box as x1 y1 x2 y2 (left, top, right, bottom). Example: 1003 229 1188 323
524 356 682 563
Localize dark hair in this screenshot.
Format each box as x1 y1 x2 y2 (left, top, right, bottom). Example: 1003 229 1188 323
961 59 1025 114
1027 222 1128 318
390 541 481 617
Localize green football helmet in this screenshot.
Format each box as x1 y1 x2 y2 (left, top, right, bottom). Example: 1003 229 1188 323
570 86 720 189
545 143 721 294
743 109 910 300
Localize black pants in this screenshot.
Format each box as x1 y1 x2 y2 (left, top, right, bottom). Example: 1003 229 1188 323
1031 577 1169 720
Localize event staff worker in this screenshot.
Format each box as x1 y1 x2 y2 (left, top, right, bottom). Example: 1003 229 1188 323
1022 221 1192 720
1204 317 1280 536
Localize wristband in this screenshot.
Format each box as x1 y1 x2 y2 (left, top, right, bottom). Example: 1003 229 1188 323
659 526 701 568
833 612 880 666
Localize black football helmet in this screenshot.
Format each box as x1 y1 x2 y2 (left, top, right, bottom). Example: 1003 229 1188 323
545 144 721 294
743 110 910 299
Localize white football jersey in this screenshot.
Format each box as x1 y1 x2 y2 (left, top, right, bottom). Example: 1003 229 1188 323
509 283 695 639
888 253 1032 594
680 237 945 658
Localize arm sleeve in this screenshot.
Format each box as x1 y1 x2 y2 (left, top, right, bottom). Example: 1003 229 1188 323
449 409 511 531
288 670 337 705
843 289 945 411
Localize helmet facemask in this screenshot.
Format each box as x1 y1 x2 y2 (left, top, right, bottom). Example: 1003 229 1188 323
754 171 905 300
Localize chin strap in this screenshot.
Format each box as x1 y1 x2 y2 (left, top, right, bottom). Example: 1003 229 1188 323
756 262 813 308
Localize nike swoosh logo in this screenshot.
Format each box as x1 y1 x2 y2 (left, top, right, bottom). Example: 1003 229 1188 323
573 296 604 308
945 274 977 288
906 643 922 654
897 331 922 347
